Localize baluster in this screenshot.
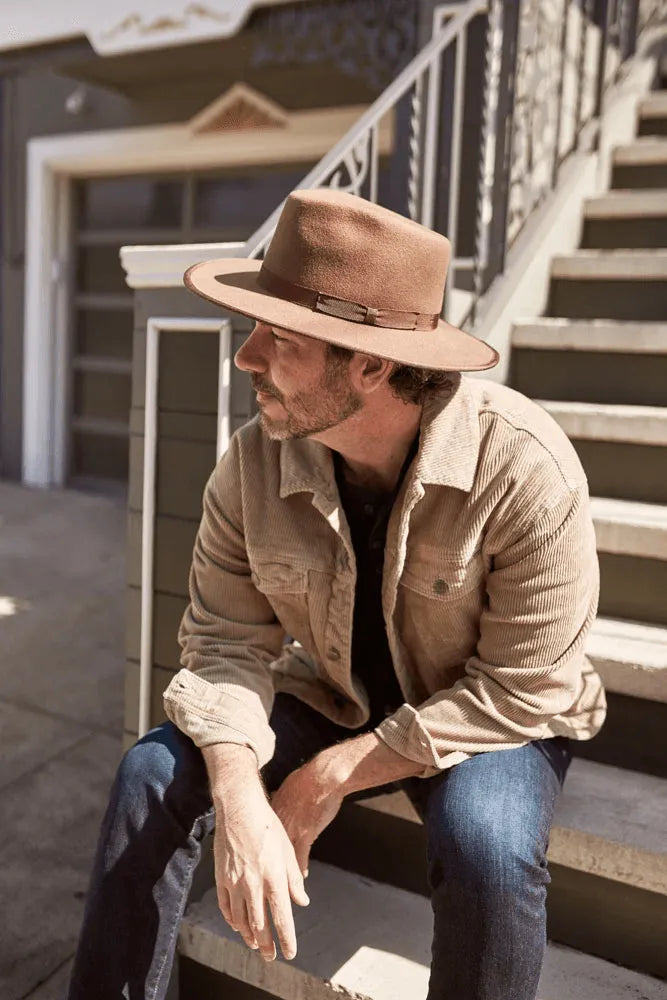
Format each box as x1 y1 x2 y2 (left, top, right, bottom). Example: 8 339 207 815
422 17 444 230
471 0 503 319
444 22 469 315
369 123 380 203
407 74 424 222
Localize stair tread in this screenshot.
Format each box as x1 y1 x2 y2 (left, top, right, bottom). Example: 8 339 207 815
588 615 667 702
613 138 667 164
551 249 667 279
583 189 667 217
639 92 667 116
536 398 667 444
512 318 667 353
180 862 666 1000
591 496 667 560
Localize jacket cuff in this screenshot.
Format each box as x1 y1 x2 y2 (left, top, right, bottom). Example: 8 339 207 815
163 669 275 769
374 703 471 777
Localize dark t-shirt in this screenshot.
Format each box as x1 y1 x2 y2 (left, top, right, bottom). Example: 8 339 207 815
333 434 419 728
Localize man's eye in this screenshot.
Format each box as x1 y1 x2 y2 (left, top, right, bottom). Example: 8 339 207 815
272 332 287 342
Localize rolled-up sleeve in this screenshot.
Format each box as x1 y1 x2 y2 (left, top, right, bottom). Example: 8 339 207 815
163 434 284 767
375 481 603 776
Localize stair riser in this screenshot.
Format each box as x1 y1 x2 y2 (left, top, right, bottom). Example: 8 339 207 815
638 117 667 137
572 692 667 778
599 551 667 625
581 217 667 249
511 349 667 406
180 961 271 999
312 807 667 979
569 438 667 503
548 278 667 321
611 164 667 189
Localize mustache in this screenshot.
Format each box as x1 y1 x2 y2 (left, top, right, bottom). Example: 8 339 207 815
252 378 280 398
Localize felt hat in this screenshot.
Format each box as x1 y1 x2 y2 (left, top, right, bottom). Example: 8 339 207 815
184 188 499 372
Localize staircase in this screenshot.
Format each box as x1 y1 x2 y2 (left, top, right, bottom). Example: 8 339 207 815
173 84 667 999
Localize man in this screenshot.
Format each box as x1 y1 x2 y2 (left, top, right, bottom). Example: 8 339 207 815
69 189 606 1000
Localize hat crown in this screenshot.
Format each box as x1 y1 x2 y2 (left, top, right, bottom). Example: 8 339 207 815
263 189 449 315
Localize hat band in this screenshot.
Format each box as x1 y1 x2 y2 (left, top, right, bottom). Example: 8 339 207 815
256 265 440 332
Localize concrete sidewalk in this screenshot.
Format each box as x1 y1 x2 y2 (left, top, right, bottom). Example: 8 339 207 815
0 480 127 1000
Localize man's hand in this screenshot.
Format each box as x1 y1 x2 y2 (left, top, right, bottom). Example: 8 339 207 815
270 762 344 878
204 744 310 962
272 731 424 876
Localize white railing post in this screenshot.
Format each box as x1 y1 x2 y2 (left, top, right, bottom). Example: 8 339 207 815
139 317 232 739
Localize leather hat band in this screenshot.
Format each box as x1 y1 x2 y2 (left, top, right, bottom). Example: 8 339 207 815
256 265 440 332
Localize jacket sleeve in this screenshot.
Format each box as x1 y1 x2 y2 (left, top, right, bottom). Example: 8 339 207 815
374 481 604 777
162 433 284 768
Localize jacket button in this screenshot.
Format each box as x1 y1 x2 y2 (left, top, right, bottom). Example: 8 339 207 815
433 578 449 596
327 646 341 661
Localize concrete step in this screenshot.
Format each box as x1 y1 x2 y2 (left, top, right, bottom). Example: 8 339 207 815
536 399 667 505
579 616 667 779
537 400 667 621
548 250 667 321
581 190 667 248
537 399 667 446
512 318 667 353
179 861 666 999
637 91 667 137
591 495 667 561
510 320 667 406
589 616 667 703
611 138 667 188
312 760 667 978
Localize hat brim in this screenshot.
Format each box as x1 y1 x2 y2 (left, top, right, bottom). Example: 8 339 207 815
184 258 499 372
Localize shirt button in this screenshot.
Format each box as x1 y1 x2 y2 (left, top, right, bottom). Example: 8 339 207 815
433 578 449 596
364 503 375 516
327 646 341 661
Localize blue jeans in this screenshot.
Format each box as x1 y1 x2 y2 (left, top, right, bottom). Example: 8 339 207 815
68 694 572 1000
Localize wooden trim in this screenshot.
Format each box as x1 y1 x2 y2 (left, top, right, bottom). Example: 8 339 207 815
22 101 393 485
28 105 393 178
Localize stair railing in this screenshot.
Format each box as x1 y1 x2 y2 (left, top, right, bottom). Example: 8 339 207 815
212 0 490 327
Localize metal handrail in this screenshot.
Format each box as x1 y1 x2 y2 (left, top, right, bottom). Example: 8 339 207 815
144 0 661 324
243 0 487 262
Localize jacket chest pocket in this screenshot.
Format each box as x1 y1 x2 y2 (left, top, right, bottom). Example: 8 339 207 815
250 561 315 655
400 545 486 603
395 546 486 682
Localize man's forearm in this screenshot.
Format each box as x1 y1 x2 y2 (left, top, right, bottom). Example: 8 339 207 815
308 731 424 797
202 743 266 803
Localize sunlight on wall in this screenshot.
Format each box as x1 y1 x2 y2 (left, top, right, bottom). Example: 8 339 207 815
0 596 29 618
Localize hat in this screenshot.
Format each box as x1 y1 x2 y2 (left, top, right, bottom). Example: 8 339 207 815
184 188 499 372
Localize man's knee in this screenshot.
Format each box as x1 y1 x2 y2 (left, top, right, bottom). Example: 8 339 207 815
116 722 208 813
425 782 549 896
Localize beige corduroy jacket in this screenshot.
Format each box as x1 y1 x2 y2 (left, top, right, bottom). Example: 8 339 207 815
163 374 607 777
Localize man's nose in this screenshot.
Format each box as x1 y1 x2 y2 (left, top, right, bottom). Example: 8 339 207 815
234 324 267 373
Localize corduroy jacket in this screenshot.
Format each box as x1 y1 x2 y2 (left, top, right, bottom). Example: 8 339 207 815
163 374 607 777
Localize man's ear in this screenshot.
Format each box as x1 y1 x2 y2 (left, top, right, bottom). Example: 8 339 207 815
353 352 394 394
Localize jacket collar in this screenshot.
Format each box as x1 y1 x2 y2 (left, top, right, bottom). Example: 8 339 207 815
279 373 480 500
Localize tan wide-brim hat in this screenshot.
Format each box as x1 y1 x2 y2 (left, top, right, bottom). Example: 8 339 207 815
185 188 499 372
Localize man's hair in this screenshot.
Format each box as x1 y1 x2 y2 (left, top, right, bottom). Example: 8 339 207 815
326 343 455 406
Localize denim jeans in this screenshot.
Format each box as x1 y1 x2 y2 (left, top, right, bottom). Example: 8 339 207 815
68 693 572 1000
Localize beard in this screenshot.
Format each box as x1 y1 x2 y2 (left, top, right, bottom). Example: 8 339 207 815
252 355 363 440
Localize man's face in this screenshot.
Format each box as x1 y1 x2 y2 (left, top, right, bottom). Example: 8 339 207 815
234 321 363 440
